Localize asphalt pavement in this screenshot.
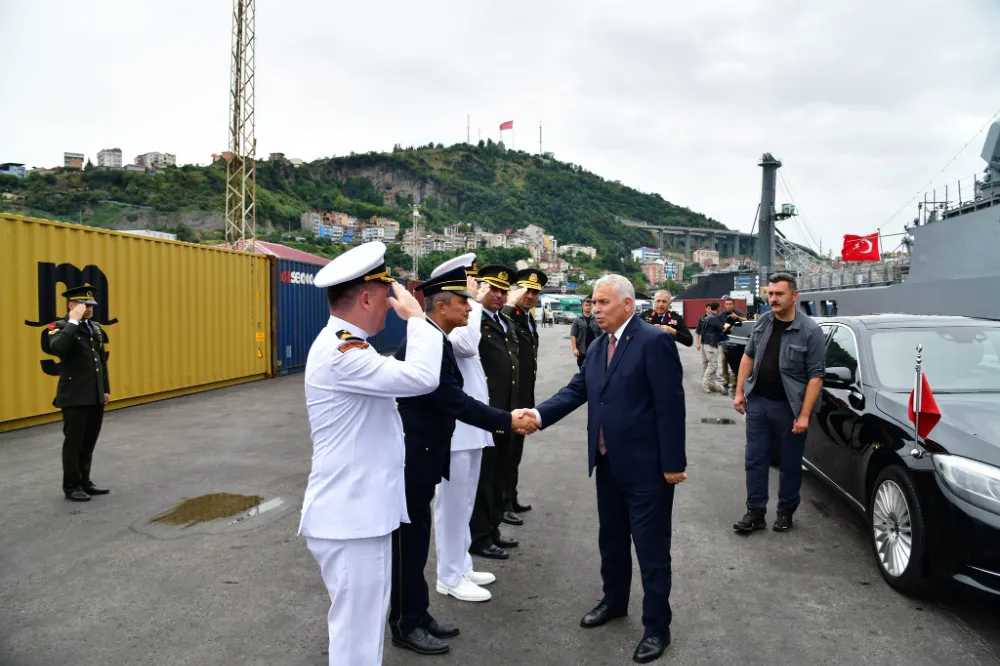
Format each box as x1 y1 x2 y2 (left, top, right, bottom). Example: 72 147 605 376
1 323 999 666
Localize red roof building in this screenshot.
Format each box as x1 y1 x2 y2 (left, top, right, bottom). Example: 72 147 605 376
218 240 331 266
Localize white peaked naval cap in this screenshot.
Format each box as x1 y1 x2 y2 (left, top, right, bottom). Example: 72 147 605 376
313 241 397 289
430 252 477 279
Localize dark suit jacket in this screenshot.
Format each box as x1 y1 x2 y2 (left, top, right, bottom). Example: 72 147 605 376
478 308 520 411
535 315 686 484
395 324 511 485
502 304 539 409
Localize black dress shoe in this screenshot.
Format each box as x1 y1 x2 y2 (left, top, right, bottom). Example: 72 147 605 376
471 544 509 560
495 534 519 548
392 627 449 655
502 511 523 526
65 490 91 502
82 484 110 495
580 601 628 628
513 501 532 512
425 617 460 639
633 635 667 663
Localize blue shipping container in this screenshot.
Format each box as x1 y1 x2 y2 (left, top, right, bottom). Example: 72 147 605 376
273 259 329 376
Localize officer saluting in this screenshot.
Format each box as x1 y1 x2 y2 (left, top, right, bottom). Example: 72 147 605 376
45 285 111 502
389 264 536 656
641 290 693 348
469 265 522 560
500 268 546 525
298 241 443 666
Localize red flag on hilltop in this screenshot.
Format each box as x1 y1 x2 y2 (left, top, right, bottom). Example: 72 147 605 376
499 120 513 130
841 233 881 262
908 373 941 439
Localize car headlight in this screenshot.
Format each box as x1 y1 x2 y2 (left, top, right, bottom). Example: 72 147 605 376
932 454 1000 516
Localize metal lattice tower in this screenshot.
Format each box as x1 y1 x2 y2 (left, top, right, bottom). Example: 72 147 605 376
225 0 256 247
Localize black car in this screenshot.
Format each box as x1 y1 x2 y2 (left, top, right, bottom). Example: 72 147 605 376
798 315 1000 596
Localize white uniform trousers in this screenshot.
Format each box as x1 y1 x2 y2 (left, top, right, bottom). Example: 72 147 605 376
433 449 483 587
307 534 392 666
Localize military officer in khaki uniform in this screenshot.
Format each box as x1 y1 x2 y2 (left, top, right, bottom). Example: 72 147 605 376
45 285 112 502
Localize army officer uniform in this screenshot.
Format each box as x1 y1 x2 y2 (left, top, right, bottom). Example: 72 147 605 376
469 265 521 559
45 286 112 501
641 308 694 348
500 268 546 524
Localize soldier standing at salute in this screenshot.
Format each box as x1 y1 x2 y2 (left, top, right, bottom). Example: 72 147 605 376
468 265 521 560
641 290 693 349
45 285 112 502
500 268 546 526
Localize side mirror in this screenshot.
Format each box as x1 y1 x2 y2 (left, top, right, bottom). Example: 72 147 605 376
824 366 854 389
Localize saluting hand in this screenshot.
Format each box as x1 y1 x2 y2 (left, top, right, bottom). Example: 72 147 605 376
476 281 491 304
388 282 424 320
69 302 88 321
506 286 526 307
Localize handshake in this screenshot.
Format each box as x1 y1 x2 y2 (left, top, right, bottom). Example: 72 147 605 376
510 408 541 435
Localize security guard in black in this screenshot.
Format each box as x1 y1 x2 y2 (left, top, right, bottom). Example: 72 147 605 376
45 285 111 502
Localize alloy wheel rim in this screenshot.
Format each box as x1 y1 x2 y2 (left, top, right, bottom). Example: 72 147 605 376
872 479 913 578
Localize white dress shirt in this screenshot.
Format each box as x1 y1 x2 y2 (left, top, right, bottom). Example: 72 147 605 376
531 313 635 426
447 301 493 451
298 314 443 540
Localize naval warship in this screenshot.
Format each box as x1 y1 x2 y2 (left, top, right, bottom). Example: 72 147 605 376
795 119 1000 318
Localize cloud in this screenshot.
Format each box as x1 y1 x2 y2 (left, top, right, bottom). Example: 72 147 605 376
1 0 997 254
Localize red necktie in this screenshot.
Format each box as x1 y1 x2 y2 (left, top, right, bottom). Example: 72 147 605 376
597 334 617 455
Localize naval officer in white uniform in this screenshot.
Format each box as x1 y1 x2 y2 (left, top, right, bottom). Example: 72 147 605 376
429 254 498 603
299 241 443 666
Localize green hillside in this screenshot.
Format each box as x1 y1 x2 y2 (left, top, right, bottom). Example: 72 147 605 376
0 141 724 282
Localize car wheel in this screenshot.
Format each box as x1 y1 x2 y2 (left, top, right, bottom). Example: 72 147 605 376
868 465 928 595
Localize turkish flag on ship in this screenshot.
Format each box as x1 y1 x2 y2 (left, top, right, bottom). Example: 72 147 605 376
841 233 881 262
499 120 513 130
908 373 942 439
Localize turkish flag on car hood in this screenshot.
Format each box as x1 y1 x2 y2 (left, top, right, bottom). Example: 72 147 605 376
908 373 942 439
841 233 881 262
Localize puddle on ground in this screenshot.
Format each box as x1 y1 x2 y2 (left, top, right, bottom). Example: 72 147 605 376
150 493 263 528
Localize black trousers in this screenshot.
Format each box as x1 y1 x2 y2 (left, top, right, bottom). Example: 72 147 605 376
62 405 104 492
389 480 436 639
469 432 508 551
595 454 675 639
505 432 525 509
577 354 586 369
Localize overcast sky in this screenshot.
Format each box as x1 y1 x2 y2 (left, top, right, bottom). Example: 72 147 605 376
2 0 998 255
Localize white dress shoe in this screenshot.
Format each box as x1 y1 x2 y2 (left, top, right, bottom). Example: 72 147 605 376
464 570 496 586
436 577 491 602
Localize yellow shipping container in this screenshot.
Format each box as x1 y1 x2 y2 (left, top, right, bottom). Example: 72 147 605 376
0 213 272 432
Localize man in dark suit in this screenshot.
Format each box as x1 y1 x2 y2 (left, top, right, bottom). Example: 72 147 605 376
500 268 546 525
521 274 687 664
44 285 112 502
390 265 537 655
468 264 522 560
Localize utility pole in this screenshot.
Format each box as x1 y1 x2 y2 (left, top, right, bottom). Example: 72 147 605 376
410 204 420 278
467 115 470 144
539 122 542 154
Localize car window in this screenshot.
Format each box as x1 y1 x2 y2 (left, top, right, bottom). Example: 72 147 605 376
825 326 860 380
870 326 1000 391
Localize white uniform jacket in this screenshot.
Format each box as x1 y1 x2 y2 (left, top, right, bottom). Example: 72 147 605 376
298 315 443 540
447 301 493 452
